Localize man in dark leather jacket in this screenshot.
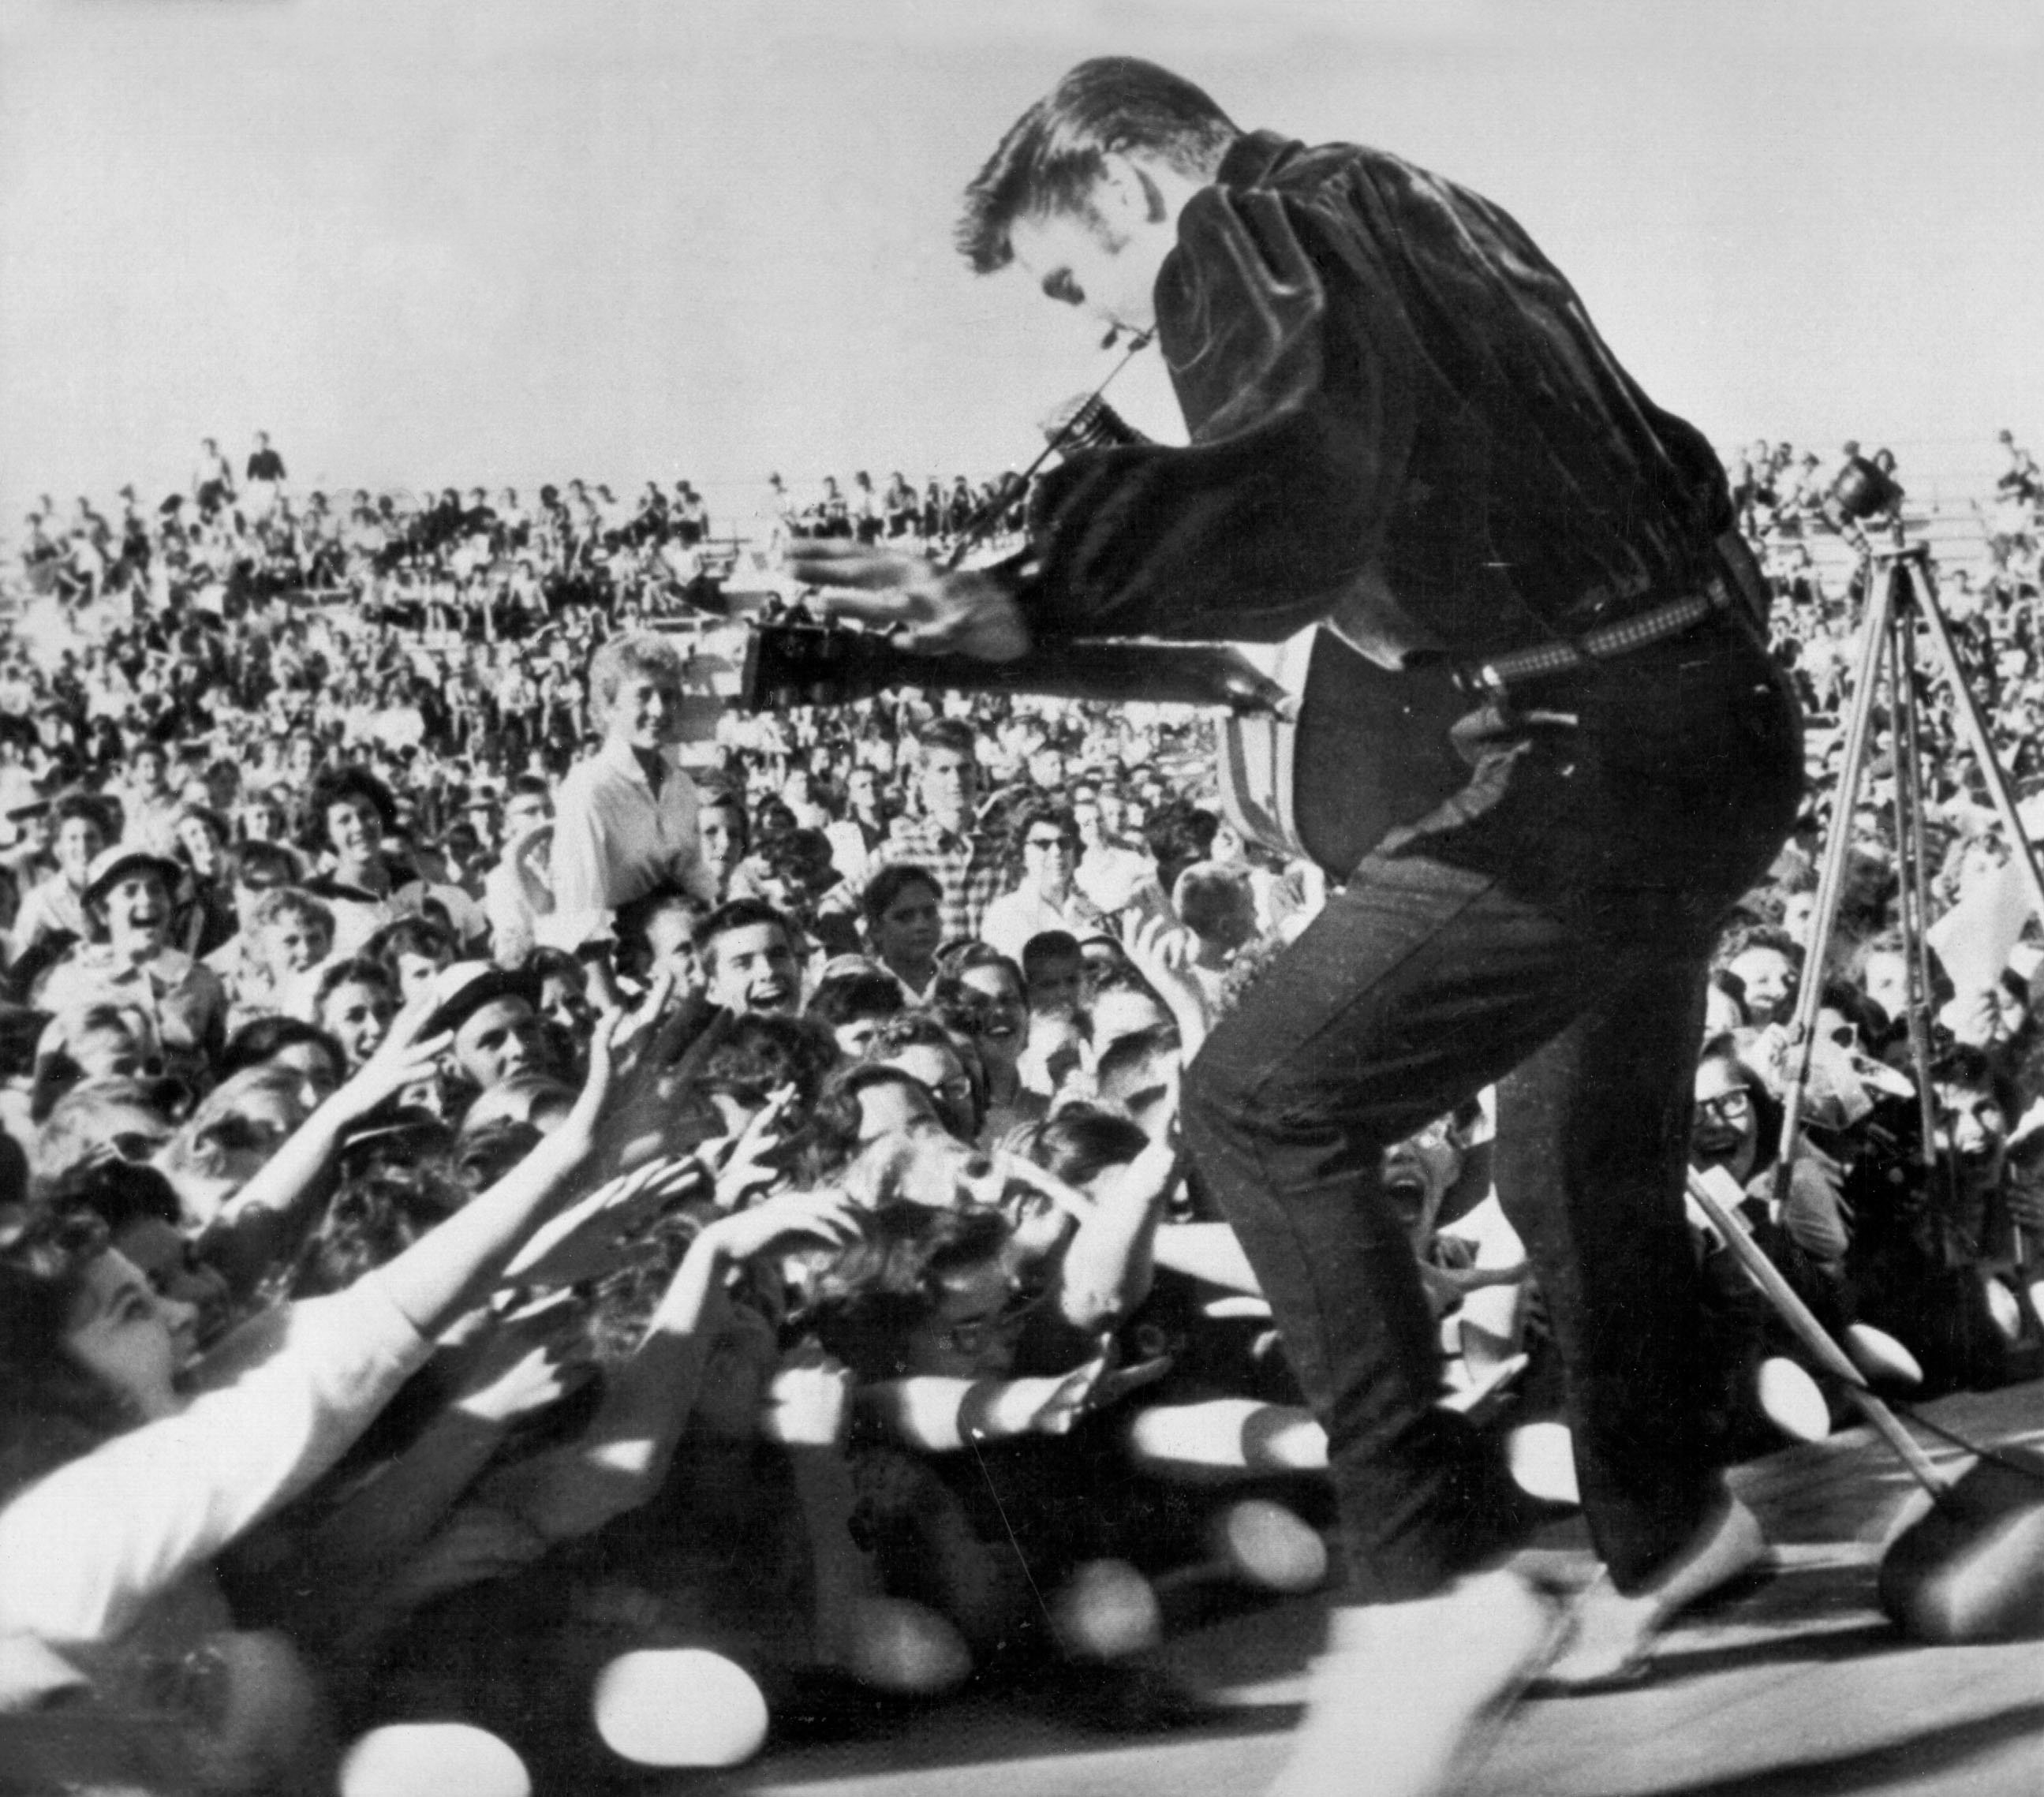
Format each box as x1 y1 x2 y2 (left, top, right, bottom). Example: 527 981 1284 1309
794 58 1802 1795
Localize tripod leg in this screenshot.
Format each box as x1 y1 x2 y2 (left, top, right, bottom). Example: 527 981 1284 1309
1886 602 1944 1171
1775 559 1896 1188
1906 559 2044 925
1907 556 2044 1257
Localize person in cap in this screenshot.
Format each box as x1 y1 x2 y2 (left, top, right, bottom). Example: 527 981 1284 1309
34 846 226 1074
423 962 551 1116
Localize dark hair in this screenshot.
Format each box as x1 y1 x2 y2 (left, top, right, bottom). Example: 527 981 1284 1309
292 1162 447 1297
697 1013 839 1113
694 896 794 960
757 828 838 893
865 1012 981 1136
806 968 906 1030
1930 1042 2020 1123
1018 1104 1149 1189
526 946 585 988
364 914 455 983
1021 930 1083 980
305 764 397 850
914 717 978 761
1007 800 1080 877
1714 922 1804 977
803 1063 937 1179
1094 1022 1181 1101
231 839 301 888
1143 799 1218 897
219 1015 348 1085
1695 1035 1784 1176
50 792 111 839
1085 958 1164 1007
805 1204 1013 1380
958 58 1239 273
863 1011 963 1063
698 785 751 854
615 883 707 977
450 1116 546 1191
861 862 943 925
927 959 1026 1037
0 1207 138 1500
313 955 399 1014
936 940 1020 981
43 1158 183 1233
170 805 228 867
753 796 799 845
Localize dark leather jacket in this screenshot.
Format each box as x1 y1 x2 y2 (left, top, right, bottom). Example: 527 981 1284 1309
1017 129 1735 663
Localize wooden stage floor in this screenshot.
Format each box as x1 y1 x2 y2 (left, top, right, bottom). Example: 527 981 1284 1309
689 1378 2044 1797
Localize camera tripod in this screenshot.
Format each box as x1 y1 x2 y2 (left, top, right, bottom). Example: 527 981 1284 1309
1775 540 2044 1211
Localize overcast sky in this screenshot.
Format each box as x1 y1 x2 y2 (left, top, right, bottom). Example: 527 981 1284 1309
2 0 2039 526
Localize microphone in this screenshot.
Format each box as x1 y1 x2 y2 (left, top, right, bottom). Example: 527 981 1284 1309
1099 323 1159 353
1038 394 1155 461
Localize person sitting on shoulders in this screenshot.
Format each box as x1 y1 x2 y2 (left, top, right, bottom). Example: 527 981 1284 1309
544 633 716 955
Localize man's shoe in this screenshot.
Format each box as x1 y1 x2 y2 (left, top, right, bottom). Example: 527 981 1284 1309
1537 1494 1768 1692
1267 1567 1563 1797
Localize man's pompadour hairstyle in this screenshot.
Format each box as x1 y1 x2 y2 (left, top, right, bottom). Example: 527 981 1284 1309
957 58 1239 275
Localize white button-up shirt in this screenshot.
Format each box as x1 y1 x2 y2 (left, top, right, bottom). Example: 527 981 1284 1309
542 736 715 949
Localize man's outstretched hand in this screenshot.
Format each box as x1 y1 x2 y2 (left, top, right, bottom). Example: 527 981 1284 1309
787 537 1032 663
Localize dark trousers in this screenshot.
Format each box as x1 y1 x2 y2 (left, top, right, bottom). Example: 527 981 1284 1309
1184 623 1803 1602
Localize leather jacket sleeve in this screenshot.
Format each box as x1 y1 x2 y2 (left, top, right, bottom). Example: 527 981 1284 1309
1016 181 1419 644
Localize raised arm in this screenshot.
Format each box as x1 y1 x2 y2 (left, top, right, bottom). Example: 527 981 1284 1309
789 185 1414 652
372 1010 626 1339
488 1188 861 1541
200 996 450 1292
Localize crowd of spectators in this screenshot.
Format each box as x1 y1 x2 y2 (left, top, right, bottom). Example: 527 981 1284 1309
0 428 2042 1791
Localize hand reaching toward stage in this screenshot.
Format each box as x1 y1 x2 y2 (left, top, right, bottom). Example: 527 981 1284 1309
1119 910 1212 1054
787 537 1033 662
698 1084 799 1211
452 1299 596 1425
498 1154 704 1289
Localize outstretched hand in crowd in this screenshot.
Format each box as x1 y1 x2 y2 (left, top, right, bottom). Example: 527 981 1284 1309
499 1155 706 1290
1119 910 1212 1053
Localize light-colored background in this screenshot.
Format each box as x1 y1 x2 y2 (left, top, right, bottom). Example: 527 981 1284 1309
2 0 2038 525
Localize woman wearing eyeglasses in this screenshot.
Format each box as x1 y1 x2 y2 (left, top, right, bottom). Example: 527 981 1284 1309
979 802 1104 969
1690 1044 1779 1191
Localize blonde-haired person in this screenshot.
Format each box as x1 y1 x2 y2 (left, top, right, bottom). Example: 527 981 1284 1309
543 633 715 954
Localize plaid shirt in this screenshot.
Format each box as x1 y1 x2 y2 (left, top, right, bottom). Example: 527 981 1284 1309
873 816 1007 948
